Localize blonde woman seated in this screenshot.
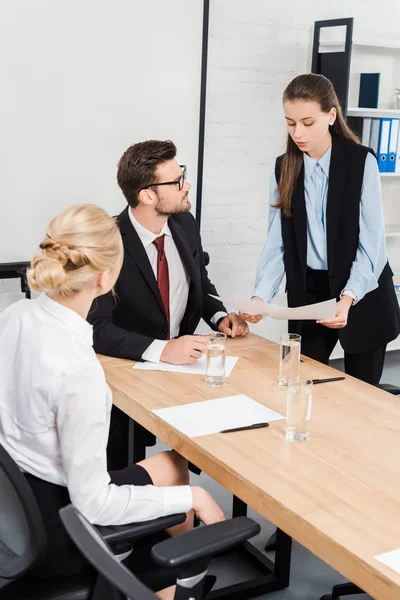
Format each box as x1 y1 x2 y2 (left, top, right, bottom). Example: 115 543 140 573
0 204 223 599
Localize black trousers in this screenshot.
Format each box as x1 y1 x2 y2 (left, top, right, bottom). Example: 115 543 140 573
291 268 386 386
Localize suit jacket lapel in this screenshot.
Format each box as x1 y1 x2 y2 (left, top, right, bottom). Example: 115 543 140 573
118 207 166 316
291 162 307 273
326 136 346 269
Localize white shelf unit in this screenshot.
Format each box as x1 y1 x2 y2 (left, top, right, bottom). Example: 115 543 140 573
347 42 400 354
347 107 400 118
319 42 400 53
353 42 400 52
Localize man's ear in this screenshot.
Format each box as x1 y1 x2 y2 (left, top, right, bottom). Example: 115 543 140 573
138 188 156 207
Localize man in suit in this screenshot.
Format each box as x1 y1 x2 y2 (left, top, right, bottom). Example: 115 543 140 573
89 139 248 468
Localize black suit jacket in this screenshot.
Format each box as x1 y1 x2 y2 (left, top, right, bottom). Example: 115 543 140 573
89 207 226 360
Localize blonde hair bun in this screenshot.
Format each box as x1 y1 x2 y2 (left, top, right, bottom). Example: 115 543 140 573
27 204 122 297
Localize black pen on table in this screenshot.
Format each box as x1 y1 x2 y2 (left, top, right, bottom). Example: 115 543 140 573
311 377 346 384
221 422 270 434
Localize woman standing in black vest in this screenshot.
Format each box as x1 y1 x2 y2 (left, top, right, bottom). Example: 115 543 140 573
246 73 400 385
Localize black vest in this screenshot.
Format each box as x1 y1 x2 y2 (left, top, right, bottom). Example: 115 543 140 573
276 135 400 354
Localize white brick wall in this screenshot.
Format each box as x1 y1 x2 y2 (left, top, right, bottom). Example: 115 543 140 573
202 0 400 343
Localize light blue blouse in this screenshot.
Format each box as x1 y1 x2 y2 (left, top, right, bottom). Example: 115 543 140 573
253 146 387 304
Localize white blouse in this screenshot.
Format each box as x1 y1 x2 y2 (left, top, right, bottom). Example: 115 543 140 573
0 294 192 525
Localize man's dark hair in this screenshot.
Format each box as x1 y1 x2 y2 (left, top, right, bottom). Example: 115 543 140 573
117 140 177 208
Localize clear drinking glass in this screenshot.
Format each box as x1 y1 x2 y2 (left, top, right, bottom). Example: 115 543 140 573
286 378 313 442
205 332 227 387
279 333 301 386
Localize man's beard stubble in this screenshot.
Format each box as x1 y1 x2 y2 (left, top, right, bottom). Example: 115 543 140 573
155 191 191 217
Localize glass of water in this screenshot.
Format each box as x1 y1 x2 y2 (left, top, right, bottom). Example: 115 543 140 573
279 333 301 386
286 378 313 442
205 332 227 387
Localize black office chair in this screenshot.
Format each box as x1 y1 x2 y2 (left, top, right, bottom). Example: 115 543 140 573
0 442 199 599
0 440 95 598
61 504 260 600
319 382 400 600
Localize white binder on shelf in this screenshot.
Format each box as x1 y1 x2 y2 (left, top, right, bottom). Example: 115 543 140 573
387 118 399 173
396 122 400 173
377 118 391 172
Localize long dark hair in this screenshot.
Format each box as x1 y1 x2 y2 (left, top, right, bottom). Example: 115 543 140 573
276 74 359 216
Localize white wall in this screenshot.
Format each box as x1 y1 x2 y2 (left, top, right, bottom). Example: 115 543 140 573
201 0 400 343
0 0 203 263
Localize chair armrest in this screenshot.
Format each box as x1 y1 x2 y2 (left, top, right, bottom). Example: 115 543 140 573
151 516 260 568
96 513 187 544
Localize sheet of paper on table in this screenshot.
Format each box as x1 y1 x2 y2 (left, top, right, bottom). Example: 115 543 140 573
376 548 400 576
134 355 238 376
152 394 284 437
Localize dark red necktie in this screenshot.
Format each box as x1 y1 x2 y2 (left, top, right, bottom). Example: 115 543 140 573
153 235 170 339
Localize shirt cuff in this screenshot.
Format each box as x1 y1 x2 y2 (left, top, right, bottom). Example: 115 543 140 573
210 311 228 325
252 287 273 304
161 485 193 516
142 339 169 363
341 290 358 305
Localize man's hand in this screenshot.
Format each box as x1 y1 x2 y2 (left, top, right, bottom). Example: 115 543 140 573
160 335 206 365
317 296 353 329
217 313 249 338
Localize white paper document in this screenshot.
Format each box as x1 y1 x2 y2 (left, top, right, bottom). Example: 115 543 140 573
133 355 238 376
152 394 285 438
376 548 400 575
211 295 336 321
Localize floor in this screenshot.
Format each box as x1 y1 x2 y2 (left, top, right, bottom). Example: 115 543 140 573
149 351 400 599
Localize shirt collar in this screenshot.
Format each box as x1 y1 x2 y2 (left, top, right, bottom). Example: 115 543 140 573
128 209 171 248
303 144 332 182
37 293 93 346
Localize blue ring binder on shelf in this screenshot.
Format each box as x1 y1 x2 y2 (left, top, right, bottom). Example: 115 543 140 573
377 118 392 173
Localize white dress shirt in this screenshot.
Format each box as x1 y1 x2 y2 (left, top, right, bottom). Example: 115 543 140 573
128 210 226 362
0 294 192 525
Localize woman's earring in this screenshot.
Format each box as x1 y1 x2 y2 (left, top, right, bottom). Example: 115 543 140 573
329 121 334 126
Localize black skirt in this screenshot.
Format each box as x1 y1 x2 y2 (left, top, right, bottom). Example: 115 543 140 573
25 464 154 579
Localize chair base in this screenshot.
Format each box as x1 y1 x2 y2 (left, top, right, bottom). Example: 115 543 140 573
319 581 364 599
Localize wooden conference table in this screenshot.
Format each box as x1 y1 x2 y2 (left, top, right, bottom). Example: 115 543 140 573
99 333 400 600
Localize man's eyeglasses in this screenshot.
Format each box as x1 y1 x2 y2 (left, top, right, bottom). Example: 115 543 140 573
142 165 187 192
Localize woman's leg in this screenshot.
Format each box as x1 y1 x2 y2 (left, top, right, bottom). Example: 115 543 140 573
137 450 194 536
344 345 387 385
156 585 176 600
115 452 193 597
